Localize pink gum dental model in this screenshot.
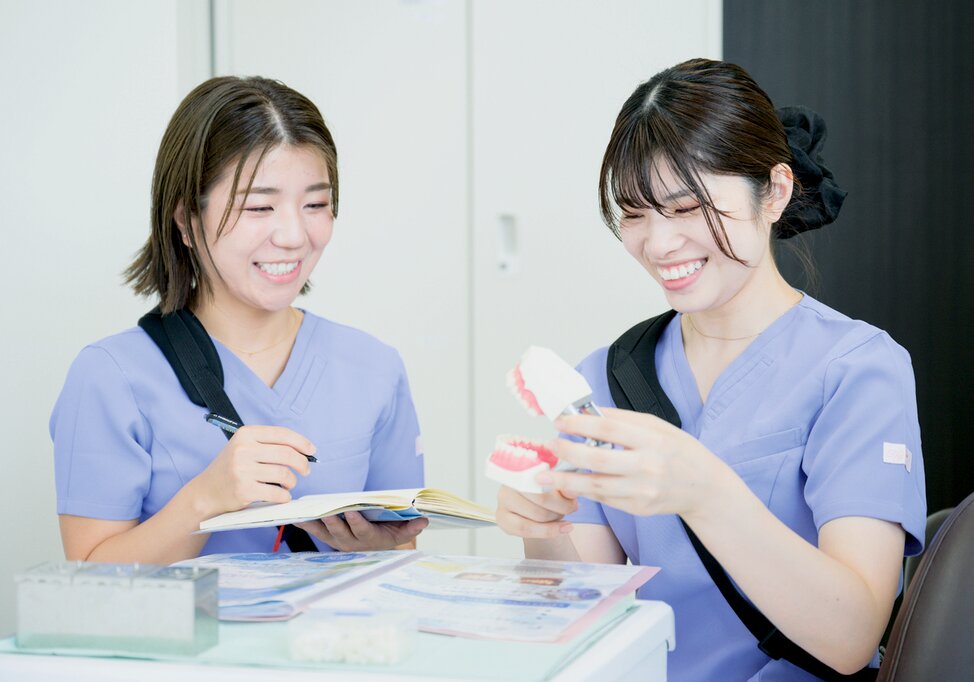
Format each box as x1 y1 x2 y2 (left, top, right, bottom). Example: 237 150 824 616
485 346 609 493
484 436 559 494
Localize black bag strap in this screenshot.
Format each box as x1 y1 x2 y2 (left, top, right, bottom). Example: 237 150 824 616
139 306 239 419
607 311 877 682
138 306 317 553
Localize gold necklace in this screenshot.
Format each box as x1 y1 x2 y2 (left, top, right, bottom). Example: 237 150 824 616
217 308 300 357
685 314 761 342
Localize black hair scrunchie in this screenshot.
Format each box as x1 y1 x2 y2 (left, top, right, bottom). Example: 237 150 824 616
775 105 848 239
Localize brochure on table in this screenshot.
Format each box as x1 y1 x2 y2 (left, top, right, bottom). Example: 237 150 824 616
174 550 416 620
177 550 659 644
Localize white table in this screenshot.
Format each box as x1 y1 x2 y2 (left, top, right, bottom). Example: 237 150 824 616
0 600 674 682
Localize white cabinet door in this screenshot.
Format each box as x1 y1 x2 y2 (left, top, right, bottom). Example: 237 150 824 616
215 0 722 558
471 0 722 557
213 0 472 554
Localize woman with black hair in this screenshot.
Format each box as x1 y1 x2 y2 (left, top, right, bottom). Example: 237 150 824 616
496 59 926 680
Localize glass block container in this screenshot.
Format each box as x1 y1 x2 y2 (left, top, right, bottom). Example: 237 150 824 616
15 561 218 655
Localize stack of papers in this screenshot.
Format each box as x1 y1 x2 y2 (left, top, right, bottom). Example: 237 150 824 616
333 554 658 643
177 550 659 644
175 551 416 620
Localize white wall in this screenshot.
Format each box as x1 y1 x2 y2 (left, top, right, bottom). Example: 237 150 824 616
0 0 210 636
0 0 720 636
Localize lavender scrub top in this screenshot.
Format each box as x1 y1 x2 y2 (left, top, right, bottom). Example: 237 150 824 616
567 295 926 681
51 310 425 555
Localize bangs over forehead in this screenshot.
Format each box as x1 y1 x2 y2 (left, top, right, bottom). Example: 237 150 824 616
209 142 275 233
597 58 799 263
599 97 734 257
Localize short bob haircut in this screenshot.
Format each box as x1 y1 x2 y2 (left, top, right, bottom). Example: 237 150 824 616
598 58 793 262
125 76 339 313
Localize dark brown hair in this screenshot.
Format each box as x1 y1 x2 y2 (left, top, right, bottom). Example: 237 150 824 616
598 58 793 261
125 76 339 313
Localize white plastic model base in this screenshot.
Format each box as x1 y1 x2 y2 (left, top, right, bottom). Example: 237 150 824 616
485 459 550 494
485 436 563 494
508 345 595 420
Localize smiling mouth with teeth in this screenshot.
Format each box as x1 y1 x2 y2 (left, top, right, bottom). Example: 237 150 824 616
658 258 707 281
256 261 299 276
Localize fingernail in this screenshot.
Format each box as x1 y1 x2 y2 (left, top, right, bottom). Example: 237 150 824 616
559 523 573 534
536 472 553 485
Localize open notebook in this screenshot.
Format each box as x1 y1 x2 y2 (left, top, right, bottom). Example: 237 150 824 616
199 488 496 533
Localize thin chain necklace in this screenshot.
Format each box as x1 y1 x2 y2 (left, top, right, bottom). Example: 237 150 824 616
684 313 761 342
216 308 301 357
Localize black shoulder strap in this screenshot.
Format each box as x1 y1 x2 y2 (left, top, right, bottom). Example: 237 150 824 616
607 312 876 682
138 306 317 553
139 306 240 421
607 310 681 429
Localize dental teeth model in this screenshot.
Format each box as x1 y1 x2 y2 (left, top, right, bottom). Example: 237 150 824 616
485 346 608 493
484 436 560 494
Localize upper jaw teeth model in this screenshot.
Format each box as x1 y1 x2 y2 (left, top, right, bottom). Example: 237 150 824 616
485 346 609 494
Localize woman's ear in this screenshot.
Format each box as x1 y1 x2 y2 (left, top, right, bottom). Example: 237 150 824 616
765 162 795 223
173 201 193 248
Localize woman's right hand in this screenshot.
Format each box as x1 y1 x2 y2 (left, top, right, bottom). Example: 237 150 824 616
190 425 316 518
495 484 579 539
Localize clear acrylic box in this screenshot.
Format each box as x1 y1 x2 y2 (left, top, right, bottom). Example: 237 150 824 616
15 561 219 655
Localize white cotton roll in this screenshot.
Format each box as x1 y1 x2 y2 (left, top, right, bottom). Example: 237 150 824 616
287 608 416 665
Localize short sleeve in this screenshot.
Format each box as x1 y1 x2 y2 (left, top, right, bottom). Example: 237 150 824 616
803 333 927 555
50 346 152 520
363 353 425 491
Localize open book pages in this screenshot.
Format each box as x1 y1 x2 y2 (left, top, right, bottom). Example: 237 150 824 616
198 488 495 533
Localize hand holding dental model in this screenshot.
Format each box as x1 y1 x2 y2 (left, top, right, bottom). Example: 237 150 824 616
485 346 609 494
490 346 732 528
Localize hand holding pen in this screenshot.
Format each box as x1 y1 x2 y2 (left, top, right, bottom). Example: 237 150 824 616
189 414 318 517
205 413 317 462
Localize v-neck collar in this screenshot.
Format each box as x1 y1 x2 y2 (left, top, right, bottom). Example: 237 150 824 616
670 300 803 430
211 309 316 412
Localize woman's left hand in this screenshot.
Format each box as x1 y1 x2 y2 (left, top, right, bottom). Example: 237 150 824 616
294 512 429 551
540 407 733 519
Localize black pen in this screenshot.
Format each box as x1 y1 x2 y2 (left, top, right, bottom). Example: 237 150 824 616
204 412 318 463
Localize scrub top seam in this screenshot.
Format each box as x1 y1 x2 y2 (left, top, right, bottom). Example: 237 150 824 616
370 354 406 441
666 313 702 435
87 343 153 448
819 330 888 406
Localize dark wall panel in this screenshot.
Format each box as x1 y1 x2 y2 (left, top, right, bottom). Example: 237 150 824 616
724 1 974 514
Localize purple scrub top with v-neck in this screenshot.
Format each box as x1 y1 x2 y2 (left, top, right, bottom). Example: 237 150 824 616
51 310 425 555
567 294 926 681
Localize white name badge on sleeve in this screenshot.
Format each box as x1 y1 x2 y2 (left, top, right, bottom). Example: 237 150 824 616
883 441 913 473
